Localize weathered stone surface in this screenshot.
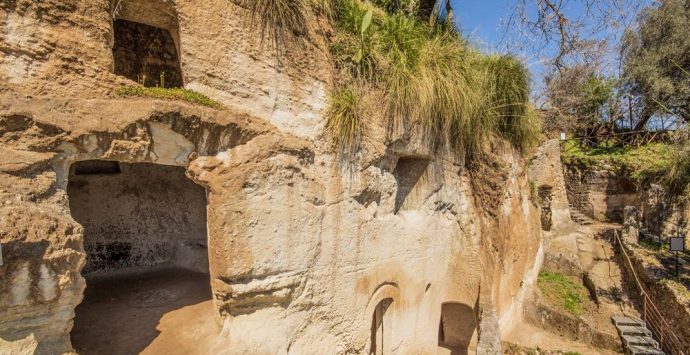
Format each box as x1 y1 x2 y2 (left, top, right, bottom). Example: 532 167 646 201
0 2 544 354
563 162 639 223
528 139 573 233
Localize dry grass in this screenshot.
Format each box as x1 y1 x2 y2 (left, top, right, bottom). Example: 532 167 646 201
117 86 223 109
326 86 362 154
330 0 538 158
239 0 539 158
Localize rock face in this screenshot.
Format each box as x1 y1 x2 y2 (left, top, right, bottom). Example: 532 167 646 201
0 1 542 354
528 139 572 233
563 163 639 222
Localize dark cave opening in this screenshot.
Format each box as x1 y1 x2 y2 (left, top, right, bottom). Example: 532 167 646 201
68 161 213 354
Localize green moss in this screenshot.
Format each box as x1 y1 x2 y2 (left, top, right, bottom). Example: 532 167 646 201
538 271 587 316
117 86 223 109
561 141 672 183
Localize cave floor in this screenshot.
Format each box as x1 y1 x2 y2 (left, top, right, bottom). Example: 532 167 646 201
71 266 219 355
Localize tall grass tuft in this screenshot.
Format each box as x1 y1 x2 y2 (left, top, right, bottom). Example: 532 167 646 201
331 0 540 157
326 87 362 155
247 0 539 158
237 0 310 49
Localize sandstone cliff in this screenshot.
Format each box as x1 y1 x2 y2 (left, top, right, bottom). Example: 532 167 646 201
0 1 543 354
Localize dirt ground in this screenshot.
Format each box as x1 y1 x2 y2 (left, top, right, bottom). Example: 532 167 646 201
71 266 220 355
503 323 620 355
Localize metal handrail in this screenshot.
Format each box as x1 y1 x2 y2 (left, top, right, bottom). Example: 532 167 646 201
613 229 685 355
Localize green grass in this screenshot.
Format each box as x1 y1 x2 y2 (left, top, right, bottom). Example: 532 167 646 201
561 141 672 183
326 86 361 153
117 86 223 109
240 0 540 157
538 271 587 316
236 0 310 48
328 0 539 157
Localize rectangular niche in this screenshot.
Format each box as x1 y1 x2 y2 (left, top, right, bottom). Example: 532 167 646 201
112 19 183 88
393 157 430 213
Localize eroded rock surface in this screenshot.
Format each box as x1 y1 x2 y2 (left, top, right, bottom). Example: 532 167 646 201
0 1 543 354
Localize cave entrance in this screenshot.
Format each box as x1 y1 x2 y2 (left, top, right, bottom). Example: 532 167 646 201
68 161 214 354
438 302 477 355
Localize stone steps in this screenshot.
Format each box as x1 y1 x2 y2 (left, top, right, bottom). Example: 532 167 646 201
569 207 595 225
612 316 665 355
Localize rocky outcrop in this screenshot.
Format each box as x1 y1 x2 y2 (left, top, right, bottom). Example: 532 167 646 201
0 1 543 354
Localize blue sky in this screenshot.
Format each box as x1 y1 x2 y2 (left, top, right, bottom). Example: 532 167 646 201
445 0 650 96
451 0 509 52
448 0 550 93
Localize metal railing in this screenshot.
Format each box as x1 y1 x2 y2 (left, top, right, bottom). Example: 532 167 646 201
613 229 686 355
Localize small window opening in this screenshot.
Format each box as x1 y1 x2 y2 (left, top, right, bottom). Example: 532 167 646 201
113 19 183 88
393 157 429 213
538 185 554 231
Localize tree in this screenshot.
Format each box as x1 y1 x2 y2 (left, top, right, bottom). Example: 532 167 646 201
504 0 643 71
622 0 690 130
542 65 616 136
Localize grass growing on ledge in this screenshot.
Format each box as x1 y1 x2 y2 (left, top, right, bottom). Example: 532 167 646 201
538 271 587 316
561 141 672 183
117 86 224 109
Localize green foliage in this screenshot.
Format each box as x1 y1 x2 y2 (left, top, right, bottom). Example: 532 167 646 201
665 130 690 195
329 0 537 157
326 87 361 153
538 271 587 316
370 0 417 14
117 86 223 109
623 0 690 122
484 55 541 150
561 141 672 184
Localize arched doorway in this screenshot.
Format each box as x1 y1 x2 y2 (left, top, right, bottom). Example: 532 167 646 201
370 298 393 355
68 160 213 354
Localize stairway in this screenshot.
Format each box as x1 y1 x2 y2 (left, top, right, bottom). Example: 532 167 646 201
613 316 665 355
569 205 595 225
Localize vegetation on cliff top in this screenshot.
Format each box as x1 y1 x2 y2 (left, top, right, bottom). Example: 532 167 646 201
561 136 690 196
244 0 540 158
328 0 540 157
561 141 672 184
